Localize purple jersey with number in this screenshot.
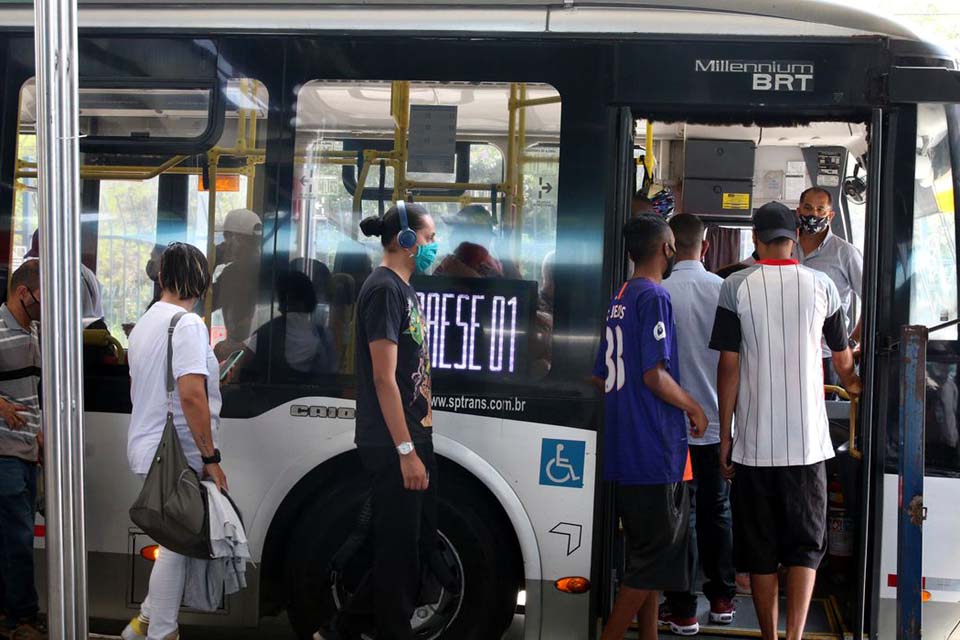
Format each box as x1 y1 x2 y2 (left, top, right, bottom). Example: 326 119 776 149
593 278 687 484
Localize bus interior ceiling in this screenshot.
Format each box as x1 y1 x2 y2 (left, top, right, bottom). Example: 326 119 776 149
637 118 870 250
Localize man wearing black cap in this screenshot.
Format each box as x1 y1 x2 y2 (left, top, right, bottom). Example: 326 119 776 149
709 202 861 640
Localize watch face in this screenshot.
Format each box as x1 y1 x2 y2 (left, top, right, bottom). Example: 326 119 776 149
398 442 414 455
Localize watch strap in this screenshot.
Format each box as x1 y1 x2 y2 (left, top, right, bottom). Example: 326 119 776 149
201 449 221 465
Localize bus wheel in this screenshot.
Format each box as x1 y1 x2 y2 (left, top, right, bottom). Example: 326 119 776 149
284 476 519 640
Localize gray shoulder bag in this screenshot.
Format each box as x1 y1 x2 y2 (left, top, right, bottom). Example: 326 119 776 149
129 311 211 559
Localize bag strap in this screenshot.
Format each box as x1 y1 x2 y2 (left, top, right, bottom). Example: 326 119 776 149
166 311 187 398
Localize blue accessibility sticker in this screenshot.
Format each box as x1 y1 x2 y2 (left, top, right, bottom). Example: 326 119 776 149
539 438 585 488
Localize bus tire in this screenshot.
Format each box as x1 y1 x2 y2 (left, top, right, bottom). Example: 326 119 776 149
284 473 519 640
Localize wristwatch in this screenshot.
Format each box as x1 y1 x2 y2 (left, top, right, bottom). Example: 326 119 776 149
396 441 415 456
201 449 222 465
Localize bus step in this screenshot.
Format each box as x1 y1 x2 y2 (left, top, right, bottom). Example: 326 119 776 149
643 595 841 639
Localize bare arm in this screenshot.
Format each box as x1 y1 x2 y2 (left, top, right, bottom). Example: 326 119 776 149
717 351 740 442
717 351 740 478
369 339 428 491
178 374 216 457
369 340 415 446
178 373 227 490
643 363 707 436
851 316 863 344
831 347 862 396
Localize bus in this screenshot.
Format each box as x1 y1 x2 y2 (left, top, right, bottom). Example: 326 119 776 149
1 1 958 638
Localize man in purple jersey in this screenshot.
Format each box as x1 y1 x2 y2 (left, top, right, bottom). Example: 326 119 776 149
594 215 708 640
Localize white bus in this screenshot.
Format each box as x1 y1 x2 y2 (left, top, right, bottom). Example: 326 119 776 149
1 1 959 638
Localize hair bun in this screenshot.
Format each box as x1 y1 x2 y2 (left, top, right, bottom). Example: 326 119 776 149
359 216 385 237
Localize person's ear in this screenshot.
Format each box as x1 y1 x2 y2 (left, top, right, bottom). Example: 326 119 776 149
701 239 710 260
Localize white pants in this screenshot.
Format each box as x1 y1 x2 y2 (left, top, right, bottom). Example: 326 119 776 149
140 545 186 640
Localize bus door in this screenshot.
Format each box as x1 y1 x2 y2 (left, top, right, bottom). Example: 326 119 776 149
868 67 960 639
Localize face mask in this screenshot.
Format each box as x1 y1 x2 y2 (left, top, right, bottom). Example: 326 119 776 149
799 214 829 235
21 290 40 323
414 242 439 274
662 245 677 279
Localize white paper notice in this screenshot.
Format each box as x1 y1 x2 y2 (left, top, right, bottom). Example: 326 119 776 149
407 105 458 174
818 174 841 188
785 175 807 201
786 161 806 176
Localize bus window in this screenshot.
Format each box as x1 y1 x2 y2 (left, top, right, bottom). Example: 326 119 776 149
289 80 561 383
909 104 957 340
11 78 269 347
95 178 162 339
911 105 960 477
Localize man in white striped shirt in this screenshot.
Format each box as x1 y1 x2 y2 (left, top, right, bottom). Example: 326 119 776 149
0 259 45 639
709 202 860 640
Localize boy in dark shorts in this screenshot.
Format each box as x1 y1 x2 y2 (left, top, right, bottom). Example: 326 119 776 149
593 215 707 640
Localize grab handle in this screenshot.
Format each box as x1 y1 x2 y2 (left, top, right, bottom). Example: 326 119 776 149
825 385 862 460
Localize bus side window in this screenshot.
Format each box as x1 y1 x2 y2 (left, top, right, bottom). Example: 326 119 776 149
906 104 960 476
291 80 561 385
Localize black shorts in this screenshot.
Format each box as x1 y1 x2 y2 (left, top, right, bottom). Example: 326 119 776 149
617 482 691 592
731 462 827 574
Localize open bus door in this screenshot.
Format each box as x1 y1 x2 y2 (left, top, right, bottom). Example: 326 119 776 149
863 66 960 639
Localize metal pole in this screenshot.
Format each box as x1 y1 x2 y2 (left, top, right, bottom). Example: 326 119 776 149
33 0 88 635
896 324 927 640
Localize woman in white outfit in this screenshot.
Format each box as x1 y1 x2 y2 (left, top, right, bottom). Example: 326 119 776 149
122 242 229 640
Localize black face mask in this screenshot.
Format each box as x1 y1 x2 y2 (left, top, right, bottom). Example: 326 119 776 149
799 214 830 235
20 289 40 323
663 245 678 279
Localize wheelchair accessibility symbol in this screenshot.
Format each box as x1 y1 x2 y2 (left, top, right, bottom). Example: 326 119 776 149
539 439 586 488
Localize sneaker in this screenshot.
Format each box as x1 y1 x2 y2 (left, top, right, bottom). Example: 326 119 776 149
658 603 699 636
709 597 737 624
121 618 178 640
121 616 148 640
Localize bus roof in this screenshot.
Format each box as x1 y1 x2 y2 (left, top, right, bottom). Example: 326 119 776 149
0 0 953 56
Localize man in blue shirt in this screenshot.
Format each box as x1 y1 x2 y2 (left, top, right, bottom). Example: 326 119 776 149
594 215 707 640
660 214 737 635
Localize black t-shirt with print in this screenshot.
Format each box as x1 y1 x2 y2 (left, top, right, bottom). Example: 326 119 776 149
355 266 433 447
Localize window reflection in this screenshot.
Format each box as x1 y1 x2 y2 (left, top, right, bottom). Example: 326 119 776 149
292 80 561 381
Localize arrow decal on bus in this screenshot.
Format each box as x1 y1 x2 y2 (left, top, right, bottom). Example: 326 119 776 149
550 522 583 556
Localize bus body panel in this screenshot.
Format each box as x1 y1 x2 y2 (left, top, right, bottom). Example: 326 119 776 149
81 402 596 633
879 473 960 603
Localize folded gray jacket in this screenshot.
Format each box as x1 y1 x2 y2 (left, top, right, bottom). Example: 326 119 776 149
183 481 251 611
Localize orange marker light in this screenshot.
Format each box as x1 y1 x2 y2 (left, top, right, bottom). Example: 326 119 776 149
198 174 240 193
922 590 932 602
140 545 160 561
554 576 590 594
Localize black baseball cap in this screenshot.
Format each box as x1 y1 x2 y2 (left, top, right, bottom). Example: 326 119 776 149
753 201 798 243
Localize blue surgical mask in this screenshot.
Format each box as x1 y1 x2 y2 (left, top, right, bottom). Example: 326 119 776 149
414 242 439 274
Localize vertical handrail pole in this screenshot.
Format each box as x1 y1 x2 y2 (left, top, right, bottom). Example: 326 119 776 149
34 0 88 635
896 324 927 640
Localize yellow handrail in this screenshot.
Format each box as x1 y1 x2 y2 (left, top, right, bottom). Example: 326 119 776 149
824 385 862 460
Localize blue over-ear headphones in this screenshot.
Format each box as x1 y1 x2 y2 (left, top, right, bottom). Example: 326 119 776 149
396 200 417 249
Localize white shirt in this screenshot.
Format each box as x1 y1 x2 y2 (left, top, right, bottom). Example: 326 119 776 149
710 261 847 467
662 260 723 445
127 301 221 475
797 229 863 357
